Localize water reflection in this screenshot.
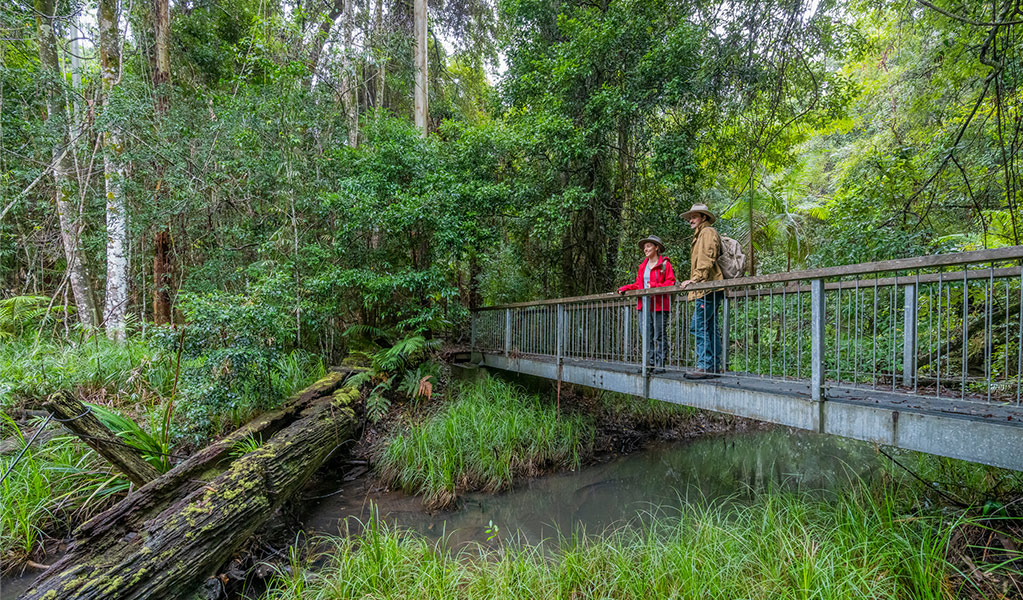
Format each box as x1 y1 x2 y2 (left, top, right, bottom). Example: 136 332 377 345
303 429 881 548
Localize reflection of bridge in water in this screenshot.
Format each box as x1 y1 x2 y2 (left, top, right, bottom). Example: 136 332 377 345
470 247 1023 471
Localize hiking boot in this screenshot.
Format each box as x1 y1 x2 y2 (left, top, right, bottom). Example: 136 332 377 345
684 368 718 380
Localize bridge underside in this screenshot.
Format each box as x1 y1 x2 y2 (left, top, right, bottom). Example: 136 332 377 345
478 353 1023 472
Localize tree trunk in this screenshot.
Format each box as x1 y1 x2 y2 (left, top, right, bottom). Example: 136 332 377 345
35 0 100 331
374 0 385 111
152 0 173 325
99 0 129 340
307 0 345 91
20 372 362 600
343 0 359 147
413 0 427 136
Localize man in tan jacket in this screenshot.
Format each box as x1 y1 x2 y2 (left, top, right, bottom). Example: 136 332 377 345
679 203 724 378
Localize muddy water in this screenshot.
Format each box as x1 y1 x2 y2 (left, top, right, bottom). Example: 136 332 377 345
302 429 882 549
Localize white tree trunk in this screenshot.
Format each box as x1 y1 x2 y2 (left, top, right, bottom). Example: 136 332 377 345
35 0 100 331
99 0 129 341
413 0 427 136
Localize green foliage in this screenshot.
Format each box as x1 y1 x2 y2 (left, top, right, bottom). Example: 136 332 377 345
159 292 326 440
397 361 440 402
0 337 174 409
377 378 595 508
261 486 974 600
371 335 441 373
0 296 67 340
230 433 264 458
88 403 175 473
0 422 121 562
365 380 394 424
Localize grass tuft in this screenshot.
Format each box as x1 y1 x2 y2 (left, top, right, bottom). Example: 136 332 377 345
376 378 595 508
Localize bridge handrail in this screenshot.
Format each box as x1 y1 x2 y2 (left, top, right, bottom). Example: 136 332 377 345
473 246 1023 311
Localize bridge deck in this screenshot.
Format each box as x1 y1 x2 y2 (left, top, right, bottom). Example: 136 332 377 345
478 352 1023 471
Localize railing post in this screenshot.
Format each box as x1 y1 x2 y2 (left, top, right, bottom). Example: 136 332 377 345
470 310 476 353
811 279 826 403
902 283 917 388
623 304 630 362
556 304 565 363
641 296 649 377
504 308 512 356
722 294 730 373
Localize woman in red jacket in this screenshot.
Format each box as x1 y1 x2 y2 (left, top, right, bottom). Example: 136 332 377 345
617 235 676 373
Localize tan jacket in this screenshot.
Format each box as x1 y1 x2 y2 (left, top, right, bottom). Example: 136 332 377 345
688 222 723 300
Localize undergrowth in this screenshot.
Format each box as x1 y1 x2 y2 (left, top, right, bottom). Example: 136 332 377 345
260 481 1005 600
376 378 595 508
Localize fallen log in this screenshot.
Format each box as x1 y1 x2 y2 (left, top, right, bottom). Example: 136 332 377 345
19 371 362 600
44 391 161 486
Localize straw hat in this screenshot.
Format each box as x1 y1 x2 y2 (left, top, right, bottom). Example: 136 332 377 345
680 203 716 224
637 235 665 251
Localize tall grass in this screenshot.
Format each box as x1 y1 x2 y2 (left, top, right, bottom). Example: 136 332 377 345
0 426 119 563
376 379 595 508
261 485 963 600
0 336 174 409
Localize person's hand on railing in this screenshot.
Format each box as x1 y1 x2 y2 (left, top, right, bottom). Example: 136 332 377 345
679 279 692 289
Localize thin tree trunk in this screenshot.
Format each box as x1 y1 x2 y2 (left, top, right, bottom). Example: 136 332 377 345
413 0 427 136
307 0 345 92
100 0 129 340
343 0 359 146
152 0 173 324
35 0 100 331
374 0 385 110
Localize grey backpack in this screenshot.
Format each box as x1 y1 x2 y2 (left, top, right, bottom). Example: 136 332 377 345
717 236 747 279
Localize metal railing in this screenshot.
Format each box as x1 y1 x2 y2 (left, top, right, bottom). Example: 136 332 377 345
471 246 1023 406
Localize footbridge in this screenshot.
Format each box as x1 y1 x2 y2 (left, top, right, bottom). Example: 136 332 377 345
470 247 1023 471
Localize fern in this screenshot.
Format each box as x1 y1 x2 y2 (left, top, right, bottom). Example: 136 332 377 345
372 335 441 372
344 370 375 389
398 361 440 401
365 380 393 423
0 296 63 340
342 324 393 346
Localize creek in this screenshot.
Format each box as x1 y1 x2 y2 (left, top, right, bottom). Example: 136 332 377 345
301 428 882 549
0 428 883 599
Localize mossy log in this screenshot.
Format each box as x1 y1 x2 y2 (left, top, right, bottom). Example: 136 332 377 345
44 391 161 486
19 371 361 600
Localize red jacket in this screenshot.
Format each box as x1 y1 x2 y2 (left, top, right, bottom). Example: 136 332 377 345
618 256 676 311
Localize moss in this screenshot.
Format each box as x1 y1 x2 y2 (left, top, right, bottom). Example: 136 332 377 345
341 355 371 368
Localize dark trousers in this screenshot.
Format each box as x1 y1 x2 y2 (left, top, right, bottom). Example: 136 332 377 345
645 310 668 368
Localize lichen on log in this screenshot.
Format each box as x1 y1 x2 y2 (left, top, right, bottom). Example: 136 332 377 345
19 371 361 600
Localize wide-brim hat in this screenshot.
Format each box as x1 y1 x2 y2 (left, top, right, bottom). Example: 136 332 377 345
680 203 716 224
637 235 665 251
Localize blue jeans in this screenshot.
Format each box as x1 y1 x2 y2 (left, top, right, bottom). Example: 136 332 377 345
690 291 722 372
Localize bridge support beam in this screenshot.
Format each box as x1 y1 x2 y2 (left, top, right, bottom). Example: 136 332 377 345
479 353 1023 472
